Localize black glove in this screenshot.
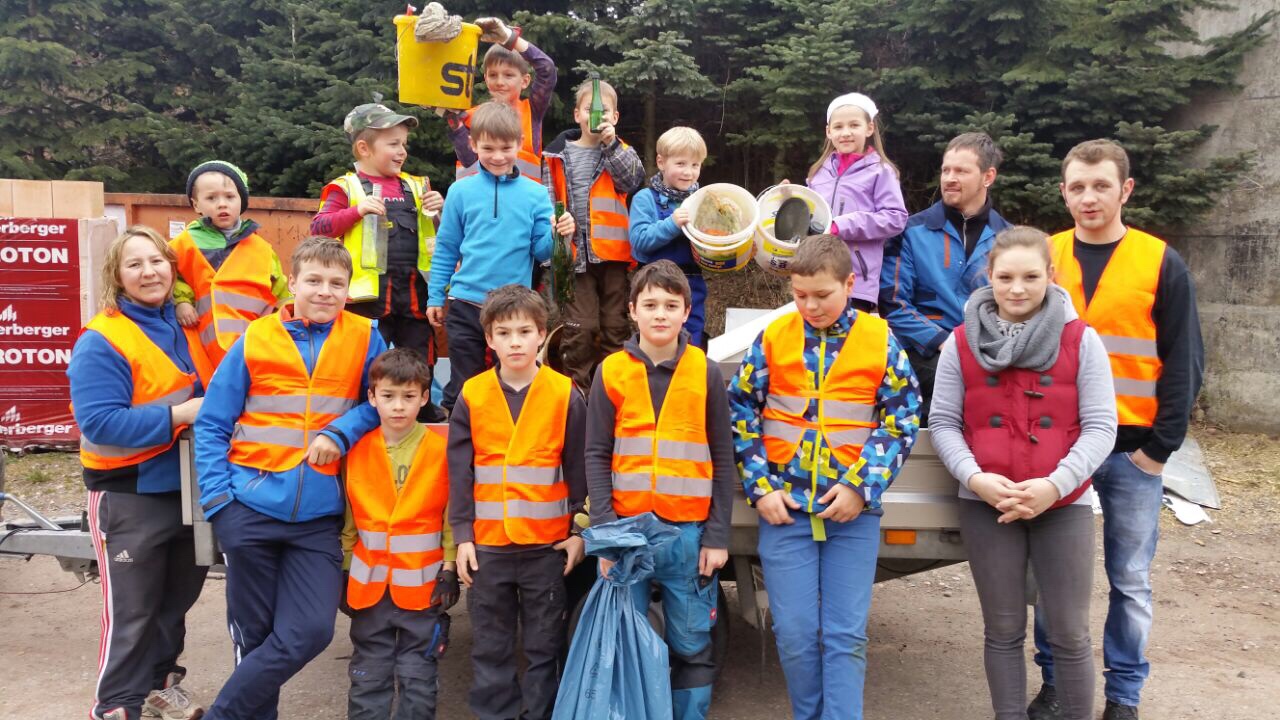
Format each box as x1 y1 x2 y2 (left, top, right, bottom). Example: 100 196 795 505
338 570 354 618
432 569 460 610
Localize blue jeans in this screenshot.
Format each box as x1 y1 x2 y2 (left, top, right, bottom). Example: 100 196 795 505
758 510 881 720
628 521 718 720
1034 451 1162 706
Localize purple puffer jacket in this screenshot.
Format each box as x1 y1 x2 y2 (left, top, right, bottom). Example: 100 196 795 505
806 152 907 303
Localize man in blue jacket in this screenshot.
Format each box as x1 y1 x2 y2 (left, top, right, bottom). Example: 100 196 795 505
194 238 384 720
879 132 1010 420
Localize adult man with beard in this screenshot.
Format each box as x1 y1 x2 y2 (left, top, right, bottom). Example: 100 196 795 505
880 132 1010 419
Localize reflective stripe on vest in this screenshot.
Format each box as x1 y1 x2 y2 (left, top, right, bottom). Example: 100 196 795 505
761 312 887 469
171 231 276 367
345 426 449 611
546 149 634 262
77 311 213 470
462 366 573 546
602 346 713 522
1050 228 1164 427
320 172 436 303
456 99 543 185
228 311 370 475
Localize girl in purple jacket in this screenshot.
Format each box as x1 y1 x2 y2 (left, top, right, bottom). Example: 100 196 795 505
806 93 908 311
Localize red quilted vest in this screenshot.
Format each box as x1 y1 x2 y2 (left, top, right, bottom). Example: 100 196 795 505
956 318 1092 509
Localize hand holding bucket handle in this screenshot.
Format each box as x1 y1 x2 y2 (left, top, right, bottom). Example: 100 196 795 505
475 17 519 48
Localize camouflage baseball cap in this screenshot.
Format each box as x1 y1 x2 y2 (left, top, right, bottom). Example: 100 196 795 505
344 103 420 140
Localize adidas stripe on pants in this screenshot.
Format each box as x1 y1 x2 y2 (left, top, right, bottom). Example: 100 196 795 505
88 490 209 720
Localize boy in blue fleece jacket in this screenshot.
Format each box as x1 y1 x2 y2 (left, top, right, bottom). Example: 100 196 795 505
194 238 386 720
426 101 574 411
628 126 709 346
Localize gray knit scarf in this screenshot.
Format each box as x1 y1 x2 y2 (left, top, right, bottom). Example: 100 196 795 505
964 285 1068 373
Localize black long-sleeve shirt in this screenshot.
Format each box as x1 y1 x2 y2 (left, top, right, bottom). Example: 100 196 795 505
447 371 588 550
1072 234 1204 463
585 334 737 549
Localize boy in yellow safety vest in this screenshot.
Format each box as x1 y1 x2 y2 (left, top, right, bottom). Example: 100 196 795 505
585 260 738 720
341 347 459 720
447 284 586 720
314 103 447 421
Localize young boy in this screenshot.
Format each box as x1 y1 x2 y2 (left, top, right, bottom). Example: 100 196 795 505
194 237 387 720
173 160 290 366
444 16 556 184
542 77 645 389
313 103 447 422
448 284 586 720
726 234 920 720
341 348 459 720
628 127 710 346
584 260 737 720
427 101 574 411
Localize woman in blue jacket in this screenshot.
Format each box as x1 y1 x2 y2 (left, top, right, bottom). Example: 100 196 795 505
69 225 213 720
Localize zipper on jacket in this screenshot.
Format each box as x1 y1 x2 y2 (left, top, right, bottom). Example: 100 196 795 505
493 173 499 218
291 326 319 522
809 329 827 515
853 249 869 279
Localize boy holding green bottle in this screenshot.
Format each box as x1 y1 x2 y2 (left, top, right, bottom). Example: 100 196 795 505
540 77 645 390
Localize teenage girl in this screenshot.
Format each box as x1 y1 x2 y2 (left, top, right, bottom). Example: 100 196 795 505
928 226 1118 720
805 92 908 312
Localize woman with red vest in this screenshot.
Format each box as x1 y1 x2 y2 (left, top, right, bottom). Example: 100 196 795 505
928 226 1117 720
69 225 213 720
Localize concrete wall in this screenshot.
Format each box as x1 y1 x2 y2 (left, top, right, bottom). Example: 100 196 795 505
1169 2 1280 431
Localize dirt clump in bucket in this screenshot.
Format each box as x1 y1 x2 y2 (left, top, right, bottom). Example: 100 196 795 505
694 191 748 236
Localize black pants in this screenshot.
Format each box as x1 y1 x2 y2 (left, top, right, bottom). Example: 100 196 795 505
348 595 442 720
88 490 208 720
468 547 567 720
905 347 939 424
442 299 488 411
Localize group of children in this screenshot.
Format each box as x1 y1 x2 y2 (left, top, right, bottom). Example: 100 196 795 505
71 11 1031 720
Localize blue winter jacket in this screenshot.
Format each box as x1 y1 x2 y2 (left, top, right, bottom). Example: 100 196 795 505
879 201 1010 356
69 299 204 494
629 186 697 267
194 311 386 522
427 165 554 306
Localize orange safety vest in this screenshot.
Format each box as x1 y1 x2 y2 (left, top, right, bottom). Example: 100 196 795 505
170 231 277 366
602 347 713 522
1051 228 1164 427
78 311 213 470
463 366 572 546
761 312 887 468
228 310 371 475
456 98 543 184
545 151 633 262
346 427 449 611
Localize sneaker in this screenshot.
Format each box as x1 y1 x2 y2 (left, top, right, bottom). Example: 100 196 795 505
1102 700 1139 720
1027 683 1063 720
100 709 128 720
143 682 204 719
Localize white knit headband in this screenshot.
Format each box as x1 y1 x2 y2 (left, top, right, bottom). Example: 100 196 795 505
826 93 879 122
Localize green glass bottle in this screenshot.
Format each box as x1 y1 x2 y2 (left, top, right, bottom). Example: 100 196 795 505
550 200 574 307
589 71 604 133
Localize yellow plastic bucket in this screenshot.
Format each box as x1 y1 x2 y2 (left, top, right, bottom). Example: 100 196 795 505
753 184 832 275
395 16 481 110
681 184 759 273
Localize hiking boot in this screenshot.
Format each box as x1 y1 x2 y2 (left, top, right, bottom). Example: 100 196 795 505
1027 683 1063 720
1102 700 1139 720
144 674 204 719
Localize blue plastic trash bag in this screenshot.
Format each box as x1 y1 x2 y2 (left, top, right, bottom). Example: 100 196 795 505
553 513 680 720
